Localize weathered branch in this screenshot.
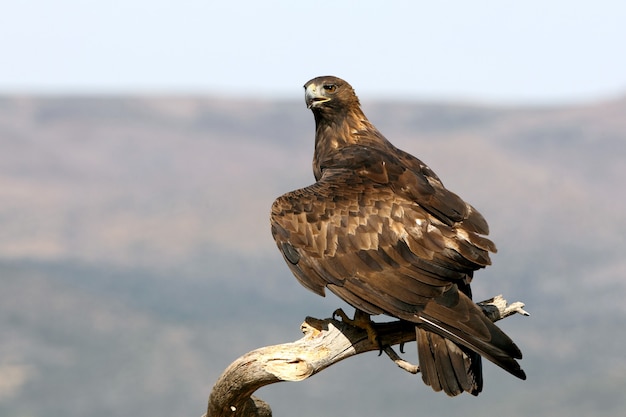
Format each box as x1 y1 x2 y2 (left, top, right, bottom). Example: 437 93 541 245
205 295 528 417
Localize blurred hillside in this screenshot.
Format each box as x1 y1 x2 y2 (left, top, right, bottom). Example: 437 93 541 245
1 94 625 417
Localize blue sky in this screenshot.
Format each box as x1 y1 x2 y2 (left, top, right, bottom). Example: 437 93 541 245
1 0 625 104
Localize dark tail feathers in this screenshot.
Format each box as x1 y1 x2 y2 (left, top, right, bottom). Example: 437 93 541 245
415 286 525 396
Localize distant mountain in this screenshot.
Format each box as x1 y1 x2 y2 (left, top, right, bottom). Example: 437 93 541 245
1 95 625 417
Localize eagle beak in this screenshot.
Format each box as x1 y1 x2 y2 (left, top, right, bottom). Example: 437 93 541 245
305 84 330 109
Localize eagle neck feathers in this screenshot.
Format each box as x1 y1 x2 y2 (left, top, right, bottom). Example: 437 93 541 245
312 107 387 180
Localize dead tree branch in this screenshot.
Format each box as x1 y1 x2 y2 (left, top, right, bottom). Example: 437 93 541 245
205 295 528 417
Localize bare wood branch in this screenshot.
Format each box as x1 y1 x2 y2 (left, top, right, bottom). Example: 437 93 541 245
205 295 527 417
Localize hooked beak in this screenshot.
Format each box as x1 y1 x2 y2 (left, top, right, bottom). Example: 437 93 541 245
305 83 330 109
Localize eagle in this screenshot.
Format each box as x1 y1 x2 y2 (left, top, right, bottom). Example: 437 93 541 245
270 76 525 396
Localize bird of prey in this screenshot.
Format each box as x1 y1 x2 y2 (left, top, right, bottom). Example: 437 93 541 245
270 75 525 396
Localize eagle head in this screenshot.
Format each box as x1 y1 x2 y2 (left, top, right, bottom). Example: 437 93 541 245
304 76 360 111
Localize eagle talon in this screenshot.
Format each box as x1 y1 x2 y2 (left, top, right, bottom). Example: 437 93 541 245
332 308 383 351
332 308 350 322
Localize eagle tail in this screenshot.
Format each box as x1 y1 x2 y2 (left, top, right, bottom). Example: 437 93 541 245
416 286 525 396
416 327 483 396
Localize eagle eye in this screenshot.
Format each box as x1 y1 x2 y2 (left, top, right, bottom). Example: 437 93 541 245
323 84 337 93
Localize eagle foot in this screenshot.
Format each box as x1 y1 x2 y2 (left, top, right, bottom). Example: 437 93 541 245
332 308 384 354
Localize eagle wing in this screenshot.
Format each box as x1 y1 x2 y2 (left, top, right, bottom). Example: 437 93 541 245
271 145 495 312
272 168 448 312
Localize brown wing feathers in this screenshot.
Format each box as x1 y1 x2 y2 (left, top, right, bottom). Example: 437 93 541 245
271 76 524 396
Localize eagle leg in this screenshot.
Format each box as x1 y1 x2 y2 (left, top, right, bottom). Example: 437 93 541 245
333 308 383 354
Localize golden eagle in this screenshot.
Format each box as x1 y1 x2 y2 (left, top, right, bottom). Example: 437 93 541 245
270 76 525 396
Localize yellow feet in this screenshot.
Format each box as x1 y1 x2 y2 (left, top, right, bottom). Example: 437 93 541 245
333 308 382 350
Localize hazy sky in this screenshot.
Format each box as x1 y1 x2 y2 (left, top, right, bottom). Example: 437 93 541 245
1 0 625 104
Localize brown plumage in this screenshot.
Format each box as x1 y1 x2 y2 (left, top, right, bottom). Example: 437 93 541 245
270 76 525 396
